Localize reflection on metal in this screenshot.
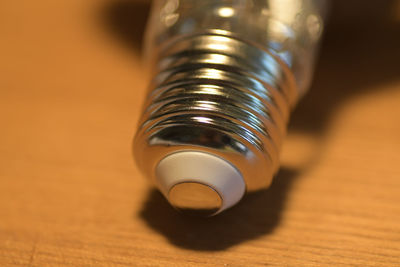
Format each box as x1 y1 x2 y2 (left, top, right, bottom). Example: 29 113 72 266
134 31 297 192
168 182 222 216
217 7 235 18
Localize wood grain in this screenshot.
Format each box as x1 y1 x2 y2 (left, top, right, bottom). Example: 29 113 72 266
0 1 399 266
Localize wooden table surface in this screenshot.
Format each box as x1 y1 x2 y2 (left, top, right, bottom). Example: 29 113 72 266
1 1 399 266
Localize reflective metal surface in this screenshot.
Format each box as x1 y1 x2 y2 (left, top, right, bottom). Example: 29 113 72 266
134 31 297 192
168 182 222 217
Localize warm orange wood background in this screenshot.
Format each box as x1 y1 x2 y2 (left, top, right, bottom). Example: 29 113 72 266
1 0 399 266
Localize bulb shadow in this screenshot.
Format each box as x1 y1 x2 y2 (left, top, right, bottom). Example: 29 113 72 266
290 13 400 135
102 0 150 52
139 167 298 251
101 0 400 251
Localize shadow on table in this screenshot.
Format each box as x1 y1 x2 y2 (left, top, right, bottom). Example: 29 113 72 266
101 0 400 251
140 167 297 250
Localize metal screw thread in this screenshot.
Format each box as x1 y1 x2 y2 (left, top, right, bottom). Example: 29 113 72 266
134 31 298 191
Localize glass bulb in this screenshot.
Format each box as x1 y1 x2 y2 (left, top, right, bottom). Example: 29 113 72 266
134 0 327 216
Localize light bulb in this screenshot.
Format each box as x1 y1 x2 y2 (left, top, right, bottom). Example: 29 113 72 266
134 0 327 216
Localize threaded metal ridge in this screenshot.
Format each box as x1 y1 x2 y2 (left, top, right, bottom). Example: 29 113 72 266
134 31 298 191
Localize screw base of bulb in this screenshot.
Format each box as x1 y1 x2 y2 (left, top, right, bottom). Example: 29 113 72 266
134 31 298 213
